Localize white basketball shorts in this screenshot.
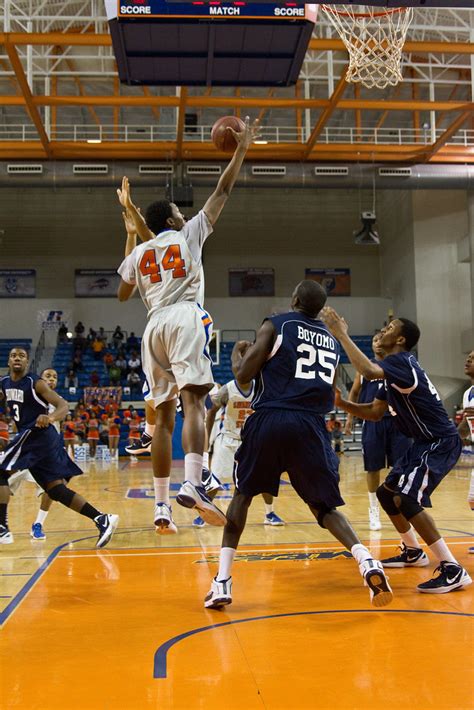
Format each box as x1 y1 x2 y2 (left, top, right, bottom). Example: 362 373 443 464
211 433 240 479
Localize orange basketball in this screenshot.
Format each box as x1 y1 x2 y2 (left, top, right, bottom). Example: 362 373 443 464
211 116 245 153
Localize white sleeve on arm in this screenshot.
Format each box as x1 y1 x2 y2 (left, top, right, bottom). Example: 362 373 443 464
117 253 137 285
183 211 213 261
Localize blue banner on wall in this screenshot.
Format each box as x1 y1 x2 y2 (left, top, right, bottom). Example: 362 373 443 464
0 270 36 298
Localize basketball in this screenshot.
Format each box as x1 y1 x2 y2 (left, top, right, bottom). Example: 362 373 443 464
211 116 245 152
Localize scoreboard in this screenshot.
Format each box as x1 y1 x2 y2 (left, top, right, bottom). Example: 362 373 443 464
116 1 317 20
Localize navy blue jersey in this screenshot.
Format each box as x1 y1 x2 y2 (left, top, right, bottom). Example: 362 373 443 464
252 312 340 413
0 373 48 432
377 352 458 441
359 371 390 418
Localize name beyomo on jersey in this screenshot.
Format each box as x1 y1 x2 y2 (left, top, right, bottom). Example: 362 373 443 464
297 326 336 351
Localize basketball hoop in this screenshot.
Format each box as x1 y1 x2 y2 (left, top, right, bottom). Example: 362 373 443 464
321 5 414 90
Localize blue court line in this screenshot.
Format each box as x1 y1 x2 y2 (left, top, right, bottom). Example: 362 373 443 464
153 608 474 679
0 534 95 627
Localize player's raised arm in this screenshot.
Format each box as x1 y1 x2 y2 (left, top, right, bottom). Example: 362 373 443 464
321 307 384 381
34 379 69 426
344 372 362 434
205 386 229 442
117 176 154 243
203 117 259 226
335 387 388 422
232 320 275 384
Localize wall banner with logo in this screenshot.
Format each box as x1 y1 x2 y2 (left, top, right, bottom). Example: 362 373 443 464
305 268 351 297
75 269 121 298
0 269 36 298
229 268 275 297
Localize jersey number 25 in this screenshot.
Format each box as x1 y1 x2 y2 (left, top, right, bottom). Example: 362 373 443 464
295 344 338 384
139 245 187 283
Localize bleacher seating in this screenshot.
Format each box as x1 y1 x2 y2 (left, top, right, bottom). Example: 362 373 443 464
0 339 32 367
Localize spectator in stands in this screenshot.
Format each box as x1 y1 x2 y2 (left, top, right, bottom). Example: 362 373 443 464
128 351 141 371
109 363 122 386
74 321 85 338
115 353 128 377
86 327 97 344
127 369 141 395
64 370 78 389
112 326 125 349
92 337 105 360
57 322 68 344
127 332 139 350
103 351 114 368
97 327 107 344
71 350 83 373
90 370 100 387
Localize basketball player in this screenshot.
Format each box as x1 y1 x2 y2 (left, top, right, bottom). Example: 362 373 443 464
458 350 474 554
204 378 285 527
322 310 471 594
345 333 411 531
0 348 118 547
205 281 393 610
116 117 259 532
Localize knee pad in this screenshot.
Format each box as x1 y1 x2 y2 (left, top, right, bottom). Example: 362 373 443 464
47 483 75 506
396 493 423 521
315 504 336 529
0 473 9 486
376 484 399 516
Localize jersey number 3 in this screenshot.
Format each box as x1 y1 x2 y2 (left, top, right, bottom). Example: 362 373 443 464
295 344 338 384
139 245 187 283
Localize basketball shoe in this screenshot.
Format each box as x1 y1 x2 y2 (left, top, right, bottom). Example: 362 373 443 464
94 513 119 548
0 525 13 544
192 516 206 528
176 481 227 526
417 562 472 594
204 576 233 609
360 559 393 607
381 543 429 567
264 512 285 526
154 502 178 535
31 523 46 540
125 433 152 455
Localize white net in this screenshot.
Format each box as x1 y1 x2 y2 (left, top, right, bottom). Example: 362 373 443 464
321 5 414 90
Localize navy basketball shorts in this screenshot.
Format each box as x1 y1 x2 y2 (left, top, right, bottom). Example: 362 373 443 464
384 434 462 507
362 417 412 472
0 426 82 488
234 409 344 509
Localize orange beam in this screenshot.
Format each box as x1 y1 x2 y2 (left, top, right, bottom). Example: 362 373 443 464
422 110 472 161
295 82 302 142
235 87 241 119
4 42 51 157
142 86 161 123
257 89 275 123
436 82 461 128
176 87 188 161
114 76 120 139
411 69 420 141
1 33 473 55
354 84 361 140
304 67 348 159
1 94 467 113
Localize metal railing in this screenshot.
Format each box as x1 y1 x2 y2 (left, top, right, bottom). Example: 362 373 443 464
1 123 473 147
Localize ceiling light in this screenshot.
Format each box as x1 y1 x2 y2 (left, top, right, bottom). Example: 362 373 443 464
87 139 102 144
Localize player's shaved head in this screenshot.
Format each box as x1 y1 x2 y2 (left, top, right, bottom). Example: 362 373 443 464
291 280 327 318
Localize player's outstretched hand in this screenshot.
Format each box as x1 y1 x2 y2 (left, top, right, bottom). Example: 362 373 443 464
35 414 51 428
321 307 348 339
228 116 261 151
117 176 133 210
234 340 252 357
122 209 138 235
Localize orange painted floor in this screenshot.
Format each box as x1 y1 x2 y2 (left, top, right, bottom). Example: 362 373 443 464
1 457 473 710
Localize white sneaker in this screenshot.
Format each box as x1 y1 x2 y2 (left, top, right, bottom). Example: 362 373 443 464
204 576 233 609
369 506 382 531
360 558 393 607
154 502 178 535
94 513 119 549
0 525 13 544
176 481 227 526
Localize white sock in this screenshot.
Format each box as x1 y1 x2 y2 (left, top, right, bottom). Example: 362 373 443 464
429 538 458 565
468 470 474 509
184 453 203 486
154 477 170 506
368 492 378 508
400 526 420 549
202 452 209 470
351 543 373 566
34 509 48 526
264 502 273 515
217 547 236 581
145 423 155 437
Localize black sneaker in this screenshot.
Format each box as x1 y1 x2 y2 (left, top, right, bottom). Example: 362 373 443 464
125 433 152 455
381 543 429 568
417 562 472 594
94 513 119 548
0 524 13 545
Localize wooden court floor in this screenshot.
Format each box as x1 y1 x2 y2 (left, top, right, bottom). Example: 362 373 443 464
1 455 473 710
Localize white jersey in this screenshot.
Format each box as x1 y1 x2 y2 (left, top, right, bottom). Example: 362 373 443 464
118 211 212 317
462 386 474 440
213 380 255 441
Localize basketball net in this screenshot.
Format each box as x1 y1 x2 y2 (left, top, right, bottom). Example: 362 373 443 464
321 5 414 89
